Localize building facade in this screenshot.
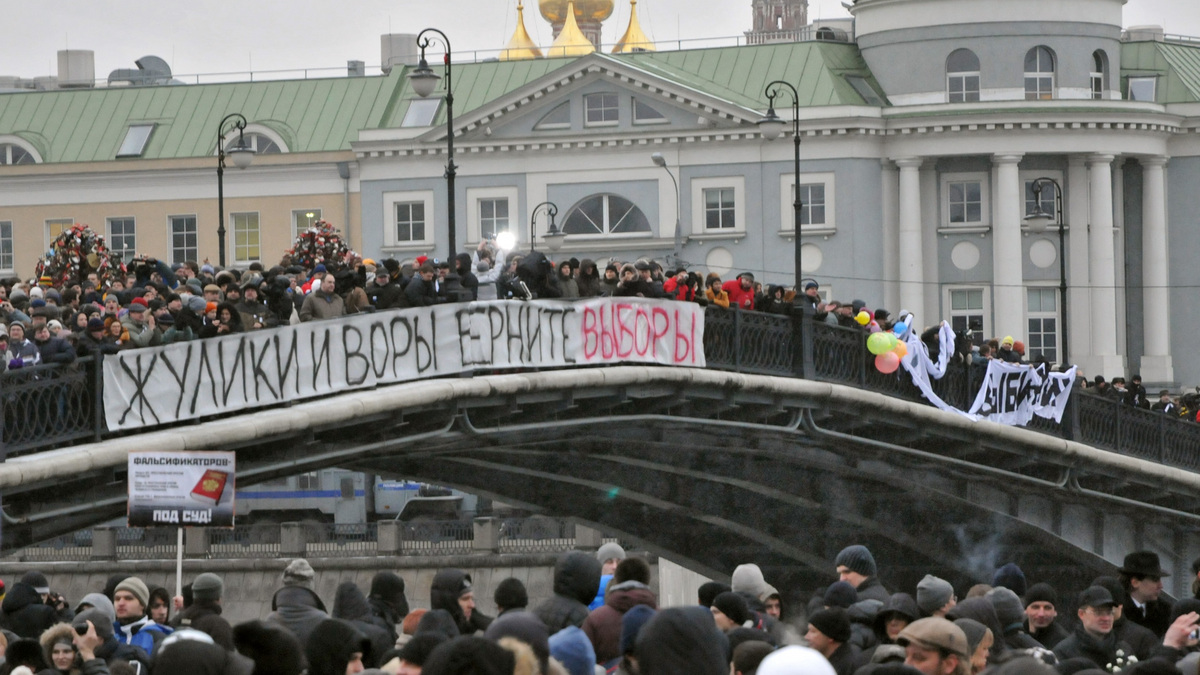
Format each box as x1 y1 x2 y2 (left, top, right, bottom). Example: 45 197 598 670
1 0 1198 388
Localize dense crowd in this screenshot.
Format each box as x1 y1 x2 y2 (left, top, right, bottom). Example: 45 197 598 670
0 544 1197 675
1 244 1196 421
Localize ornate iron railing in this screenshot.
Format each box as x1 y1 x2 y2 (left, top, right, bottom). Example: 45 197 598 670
3 306 1199 473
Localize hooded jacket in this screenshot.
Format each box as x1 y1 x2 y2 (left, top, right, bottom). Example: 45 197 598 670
331 582 391 666
366 572 408 645
847 598 883 654
2 583 59 639
533 552 602 633
168 600 233 651
40 622 81 675
430 570 492 636
266 586 329 649
634 607 728 675
305 619 369 675
581 580 658 664
948 598 1006 662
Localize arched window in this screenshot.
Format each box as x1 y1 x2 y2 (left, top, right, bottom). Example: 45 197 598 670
225 132 282 155
0 142 37 165
1091 50 1109 100
1024 47 1056 100
947 49 981 103
562 194 651 236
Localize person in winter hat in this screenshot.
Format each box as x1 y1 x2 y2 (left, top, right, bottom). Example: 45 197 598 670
330 582 391 667
484 611 551 674
1023 583 1068 650
304 619 368 675
420 636 515 675
608 605 655 674
281 559 316 589
635 606 728 675
824 582 858 610
493 578 528 617
985 587 1041 651
806 608 859 675
549 626 595 675
990 563 1027 598
72 608 151 674
112 577 172 654
532 552 600 633
697 582 731 608
266 567 328 649
429 569 492 636
1 574 58 638
40 622 80 675
835 545 890 603
710 592 753 632
169 573 233 650
864 593 920 664
917 575 956 618
232 620 306 675
590 542 627 610
582 557 657 663
366 572 408 646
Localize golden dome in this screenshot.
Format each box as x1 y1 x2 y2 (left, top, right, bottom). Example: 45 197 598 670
613 0 655 53
547 1 596 58
539 0 614 23
500 1 544 61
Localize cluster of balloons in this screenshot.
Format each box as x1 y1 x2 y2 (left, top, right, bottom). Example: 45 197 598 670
861 312 911 374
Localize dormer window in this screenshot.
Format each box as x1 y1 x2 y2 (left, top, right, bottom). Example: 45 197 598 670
1024 47 1056 100
947 49 980 103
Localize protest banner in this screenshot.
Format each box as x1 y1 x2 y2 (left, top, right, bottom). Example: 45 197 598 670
103 298 705 431
127 451 236 527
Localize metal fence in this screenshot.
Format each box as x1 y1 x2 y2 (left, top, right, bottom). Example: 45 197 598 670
4 307 1199 471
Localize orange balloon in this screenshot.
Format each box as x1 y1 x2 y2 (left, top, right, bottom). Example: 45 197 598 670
893 340 908 358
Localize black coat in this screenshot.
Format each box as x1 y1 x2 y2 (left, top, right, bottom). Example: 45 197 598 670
1027 619 1070 650
429 569 492 636
366 281 407 311
1052 625 1132 670
331 582 392 666
304 619 368 675
0 583 58 639
1123 596 1172 639
404 277 438 307
827 640 862 675
533 551 601 633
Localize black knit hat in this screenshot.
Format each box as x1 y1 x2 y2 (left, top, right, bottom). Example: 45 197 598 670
712 591 751 626
1023 582 1058 609
493 578 529 611
823 581 858 609
698 581 732 608
809 607 853 643
835 545 878 578
396 633 446 667
991 563 1027 597
233 620 307 675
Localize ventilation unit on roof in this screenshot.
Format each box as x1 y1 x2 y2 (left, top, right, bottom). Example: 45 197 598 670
348 60 365 77
381 34 419 75
107 55 175 86
57 50 96 88
1123 25 1165 42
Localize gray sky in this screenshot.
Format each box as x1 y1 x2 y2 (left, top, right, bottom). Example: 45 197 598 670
2 0 1199 81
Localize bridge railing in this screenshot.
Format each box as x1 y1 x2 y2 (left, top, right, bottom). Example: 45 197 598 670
4 305 1199 472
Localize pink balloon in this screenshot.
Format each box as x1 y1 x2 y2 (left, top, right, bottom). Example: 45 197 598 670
876 352 901 374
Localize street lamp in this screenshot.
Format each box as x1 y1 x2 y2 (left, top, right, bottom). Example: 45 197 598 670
1024 176 1069 367
216 113 255 268
409 28 457 261
651 152 683 268
758 81 802 293
530 201 565 252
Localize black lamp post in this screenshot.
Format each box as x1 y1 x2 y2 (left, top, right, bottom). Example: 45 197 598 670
216 113 254 268
650 152 683 268
1025 176 1069 367
409 29 457 261
530 201 564 253
758 81 802 292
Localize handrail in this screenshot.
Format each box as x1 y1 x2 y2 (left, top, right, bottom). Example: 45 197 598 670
3 304 1197 471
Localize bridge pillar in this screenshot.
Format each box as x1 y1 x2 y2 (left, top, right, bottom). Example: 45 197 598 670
91 527 117 561
473 518 500 554
185 528 210 557
574 524 603 552
377 520 404 556
280 522 307 557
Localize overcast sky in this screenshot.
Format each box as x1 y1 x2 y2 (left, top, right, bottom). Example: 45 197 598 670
2 0 1199 81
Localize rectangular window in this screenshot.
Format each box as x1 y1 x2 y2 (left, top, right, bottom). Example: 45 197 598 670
1128 77 1157 102
401 99 440 127
950 289 986 347
297 472 320 490
293 209 321 238
107 217 136 262
478 198 510 238
1091 74 1104 100
1027 288 1058 363
46 218 72 248
798 184 826 226
169 215 198 265
1025 76 1054 101
948 74 980 103
0 221 12 272
584 93 619 126
703 188 736 230
948 181 983 224
394 202 427 243
116 124 155 158
231 212 260 263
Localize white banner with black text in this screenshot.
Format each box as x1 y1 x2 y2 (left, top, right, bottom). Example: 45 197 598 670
103 298 705 431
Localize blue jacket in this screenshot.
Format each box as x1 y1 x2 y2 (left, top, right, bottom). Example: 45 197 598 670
114 616 172 653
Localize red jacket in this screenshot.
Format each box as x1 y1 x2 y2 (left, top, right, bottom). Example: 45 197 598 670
662 277 693 301
722 279 755 310
582 582 658 664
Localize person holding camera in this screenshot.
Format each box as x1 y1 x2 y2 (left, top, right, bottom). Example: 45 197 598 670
1 572 61 638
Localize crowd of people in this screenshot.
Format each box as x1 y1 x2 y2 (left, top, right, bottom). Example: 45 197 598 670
0 544 1198 675
2 244 1197 424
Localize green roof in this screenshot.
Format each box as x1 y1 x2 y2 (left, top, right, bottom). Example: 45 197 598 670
0 41 880 164
1120 40 1200 103
0 75 394 163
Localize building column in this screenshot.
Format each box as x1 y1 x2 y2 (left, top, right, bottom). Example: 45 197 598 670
880 160 900 313
895 158 925 322
1088 154 1125 376
1140 156 1174 384
1067 155 1092 368
992 154 1024 342
920 160 941 325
